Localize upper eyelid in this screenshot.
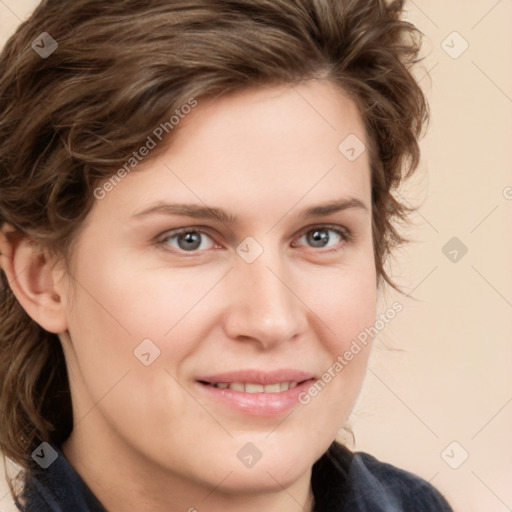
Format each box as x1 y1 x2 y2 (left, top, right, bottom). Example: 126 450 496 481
158 223 350 236
158 226 215 239
293 225 352 247
157 228 217 253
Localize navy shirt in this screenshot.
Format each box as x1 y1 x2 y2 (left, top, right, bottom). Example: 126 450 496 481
20 442 453 511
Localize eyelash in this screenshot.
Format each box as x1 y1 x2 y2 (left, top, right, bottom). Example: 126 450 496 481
156 224 353 256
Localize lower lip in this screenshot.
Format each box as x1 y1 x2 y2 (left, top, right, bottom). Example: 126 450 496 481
196 380 315 417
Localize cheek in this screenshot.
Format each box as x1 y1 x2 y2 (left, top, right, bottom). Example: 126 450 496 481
333 273 377 347
62 252 232 420
294 254 377 407
286 276 376 461
67 251 223 347
297 251 377 350
62 255 214 434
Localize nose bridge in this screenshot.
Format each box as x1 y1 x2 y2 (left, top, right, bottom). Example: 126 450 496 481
249 260 290 317
224 245 306 346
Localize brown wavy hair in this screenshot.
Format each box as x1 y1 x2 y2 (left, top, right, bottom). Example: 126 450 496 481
0 0 428 500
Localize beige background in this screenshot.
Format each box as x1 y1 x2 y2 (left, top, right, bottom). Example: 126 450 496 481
1 1 511 511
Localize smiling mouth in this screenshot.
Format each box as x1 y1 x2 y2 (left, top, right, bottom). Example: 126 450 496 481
196 373 316 416
198 380 306 393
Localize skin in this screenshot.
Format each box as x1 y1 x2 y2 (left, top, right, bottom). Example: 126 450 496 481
0 80 377 512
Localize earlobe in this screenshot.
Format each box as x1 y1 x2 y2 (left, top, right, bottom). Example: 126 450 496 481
0 224 68 334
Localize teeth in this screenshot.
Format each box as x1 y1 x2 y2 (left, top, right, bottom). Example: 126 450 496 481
245 383 264 393
264 383 281 393
210 381 300 393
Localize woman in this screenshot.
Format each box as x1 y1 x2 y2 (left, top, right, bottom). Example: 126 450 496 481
0 0 453 510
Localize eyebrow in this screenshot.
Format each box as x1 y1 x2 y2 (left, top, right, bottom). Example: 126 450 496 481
130 198 369 224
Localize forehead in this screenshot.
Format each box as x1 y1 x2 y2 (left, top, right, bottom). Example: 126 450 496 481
91 80 371 224
167 79 369 168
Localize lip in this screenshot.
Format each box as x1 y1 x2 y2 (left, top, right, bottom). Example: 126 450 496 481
195 369 316 417
197 369 314 385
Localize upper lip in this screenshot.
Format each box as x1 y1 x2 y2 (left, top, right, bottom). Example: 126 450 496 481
196 369 315 385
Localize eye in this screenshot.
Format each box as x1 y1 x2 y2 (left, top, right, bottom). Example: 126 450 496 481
159 229 217 252
293 226 351 250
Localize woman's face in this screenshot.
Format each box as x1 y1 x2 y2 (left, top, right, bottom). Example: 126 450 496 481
58 80 376 495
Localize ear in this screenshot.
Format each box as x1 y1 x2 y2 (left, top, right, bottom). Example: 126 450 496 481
0 224 68 334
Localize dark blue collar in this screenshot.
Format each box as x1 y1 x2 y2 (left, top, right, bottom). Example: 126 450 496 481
22 447 105 512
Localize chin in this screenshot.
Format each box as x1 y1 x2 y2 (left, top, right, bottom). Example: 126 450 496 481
215 462 308 494
201 441 318 494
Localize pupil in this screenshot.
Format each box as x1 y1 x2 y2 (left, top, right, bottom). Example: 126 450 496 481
178 232 201 251
308 229 329 247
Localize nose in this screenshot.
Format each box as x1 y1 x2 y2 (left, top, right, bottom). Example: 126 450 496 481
222 252 308 349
